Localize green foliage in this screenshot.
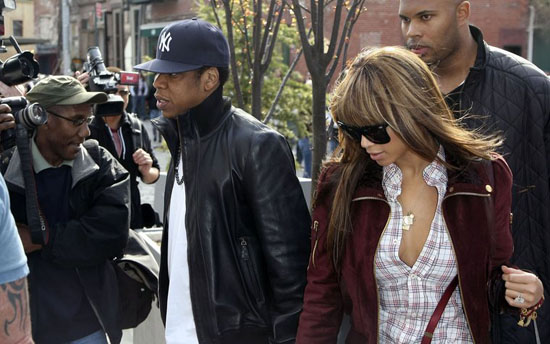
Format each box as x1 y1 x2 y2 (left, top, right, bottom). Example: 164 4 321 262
534 0 550 32
196 0 313 142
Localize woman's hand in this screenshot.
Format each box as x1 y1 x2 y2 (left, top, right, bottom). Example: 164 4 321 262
502 265 544 309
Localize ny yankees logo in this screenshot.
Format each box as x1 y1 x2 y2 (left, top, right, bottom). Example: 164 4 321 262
159 31 173 52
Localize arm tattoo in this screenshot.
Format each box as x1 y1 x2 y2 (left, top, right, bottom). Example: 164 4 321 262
0 278 31 341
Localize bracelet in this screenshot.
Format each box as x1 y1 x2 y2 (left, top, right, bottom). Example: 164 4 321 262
517 296 545 327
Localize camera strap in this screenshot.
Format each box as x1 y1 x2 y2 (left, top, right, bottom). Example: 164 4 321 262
15 124 49 245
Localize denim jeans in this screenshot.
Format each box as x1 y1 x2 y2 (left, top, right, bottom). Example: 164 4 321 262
66 330 108 344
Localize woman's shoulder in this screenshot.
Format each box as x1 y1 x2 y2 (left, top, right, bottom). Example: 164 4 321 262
467 153 513 187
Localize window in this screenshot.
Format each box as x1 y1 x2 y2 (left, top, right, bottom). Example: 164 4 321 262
503 45 522 57
12 20 22 36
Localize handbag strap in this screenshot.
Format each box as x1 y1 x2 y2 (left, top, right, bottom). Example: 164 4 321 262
421 275 459 344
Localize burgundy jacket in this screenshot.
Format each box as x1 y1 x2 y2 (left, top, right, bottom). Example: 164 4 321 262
297 155 513 344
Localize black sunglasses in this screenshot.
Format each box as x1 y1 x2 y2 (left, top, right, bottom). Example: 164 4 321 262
337 121 391 144
48 110 94 127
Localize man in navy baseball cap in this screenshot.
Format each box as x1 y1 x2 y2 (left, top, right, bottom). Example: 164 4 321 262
134 17 309 344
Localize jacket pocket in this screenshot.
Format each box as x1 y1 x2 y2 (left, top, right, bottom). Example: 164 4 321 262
239 237 265 304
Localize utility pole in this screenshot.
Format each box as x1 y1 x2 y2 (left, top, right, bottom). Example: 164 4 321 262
527 5 535 62
61 0 71 75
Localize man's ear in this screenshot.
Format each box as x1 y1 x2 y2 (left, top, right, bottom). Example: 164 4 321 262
456 1 470 25
202 67 220 92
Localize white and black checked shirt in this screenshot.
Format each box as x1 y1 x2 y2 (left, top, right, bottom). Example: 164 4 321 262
375 149 473 343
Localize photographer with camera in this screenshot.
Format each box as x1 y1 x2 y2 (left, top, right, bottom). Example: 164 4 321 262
86 66 160 229
0 75 131 344
78 46 160 229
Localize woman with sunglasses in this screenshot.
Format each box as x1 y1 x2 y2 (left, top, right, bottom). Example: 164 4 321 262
296 47 544 344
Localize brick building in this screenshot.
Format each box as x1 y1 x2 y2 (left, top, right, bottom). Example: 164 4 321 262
327 0 532 80
31 0 544 76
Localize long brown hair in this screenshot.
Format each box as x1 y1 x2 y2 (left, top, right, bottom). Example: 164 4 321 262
326 46 503 267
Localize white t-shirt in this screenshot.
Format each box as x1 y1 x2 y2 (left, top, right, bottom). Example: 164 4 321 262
165 157 198 344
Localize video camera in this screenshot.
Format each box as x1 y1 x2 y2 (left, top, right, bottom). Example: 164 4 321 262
0 35 45 150
83 46 139 116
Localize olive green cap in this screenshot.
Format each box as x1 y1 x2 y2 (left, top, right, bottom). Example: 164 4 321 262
26 75 108 109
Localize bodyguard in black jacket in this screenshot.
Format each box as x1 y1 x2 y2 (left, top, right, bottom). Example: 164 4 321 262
400 1 550 341
135 19 311 343
447 26 550 343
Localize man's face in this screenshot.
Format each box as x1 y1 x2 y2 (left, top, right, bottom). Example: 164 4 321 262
399 0 461 66
116 85 130 111
37 104 93 165
153 70 205 118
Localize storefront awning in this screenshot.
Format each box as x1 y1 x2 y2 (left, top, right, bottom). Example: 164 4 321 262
0 36 49 45
140 21 177 38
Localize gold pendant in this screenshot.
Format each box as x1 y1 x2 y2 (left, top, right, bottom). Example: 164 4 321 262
403 212 415 231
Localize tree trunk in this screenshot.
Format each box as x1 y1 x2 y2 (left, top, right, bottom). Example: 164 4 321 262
310 76 327 198
251 66 264 120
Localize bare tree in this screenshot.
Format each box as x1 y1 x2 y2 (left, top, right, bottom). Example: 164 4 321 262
210 0 290 120
291 0 366 192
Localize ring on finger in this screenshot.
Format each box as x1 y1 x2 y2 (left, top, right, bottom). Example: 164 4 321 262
514 293 525 304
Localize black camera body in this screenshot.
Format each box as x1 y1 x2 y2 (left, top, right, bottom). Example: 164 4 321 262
0 36 42 151
0 97 47 150
84 46 139 116
0 50 39 86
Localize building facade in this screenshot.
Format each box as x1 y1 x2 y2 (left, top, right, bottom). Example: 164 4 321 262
30 0 544 76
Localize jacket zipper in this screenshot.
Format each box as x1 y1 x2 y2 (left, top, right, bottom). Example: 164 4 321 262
311 221 319 269
441 191 490 343
240 237 262 302
352 196 390 343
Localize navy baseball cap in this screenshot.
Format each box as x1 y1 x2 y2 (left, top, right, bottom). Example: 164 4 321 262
134 18 229 73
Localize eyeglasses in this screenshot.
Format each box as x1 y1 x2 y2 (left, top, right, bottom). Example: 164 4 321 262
117 90 130 96
48 110 94 127
337 121 391 144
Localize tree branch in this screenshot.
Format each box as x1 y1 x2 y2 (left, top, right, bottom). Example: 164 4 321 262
218 0 245 108
261 1 286 72
326 0 365 81
262 47 303 124
238 0 254 68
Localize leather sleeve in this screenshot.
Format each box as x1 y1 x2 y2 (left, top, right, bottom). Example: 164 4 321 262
243 129 311 343
44 146 130 267
487 156 514 312
297 167 343 344
490 156 514 268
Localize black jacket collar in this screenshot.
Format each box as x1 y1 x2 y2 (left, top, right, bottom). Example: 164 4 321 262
469 25 489 81
188 86 229 137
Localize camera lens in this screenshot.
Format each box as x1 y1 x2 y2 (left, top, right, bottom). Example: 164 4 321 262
20 58 31 76
19 103 48 129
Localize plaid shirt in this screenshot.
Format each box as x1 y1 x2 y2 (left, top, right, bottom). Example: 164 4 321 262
375 149 473 343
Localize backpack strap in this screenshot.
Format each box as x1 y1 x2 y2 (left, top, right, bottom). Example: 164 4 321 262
127 113 143 151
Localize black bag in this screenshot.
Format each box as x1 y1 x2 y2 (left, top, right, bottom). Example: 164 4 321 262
113 229 159 329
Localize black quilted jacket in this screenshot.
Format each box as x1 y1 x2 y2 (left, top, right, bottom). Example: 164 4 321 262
446 26 550 343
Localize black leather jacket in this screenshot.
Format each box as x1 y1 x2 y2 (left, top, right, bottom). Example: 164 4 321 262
153 88 311 343
446 26 550 342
